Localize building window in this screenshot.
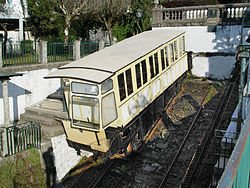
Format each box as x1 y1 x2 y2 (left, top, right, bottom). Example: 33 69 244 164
118 73 126 101
149 55 154 78
154 52 159 75
126 69 133 96
135 63 142 89
141 60 147 84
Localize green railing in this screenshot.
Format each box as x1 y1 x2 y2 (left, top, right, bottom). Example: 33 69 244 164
47 42 73 62
2 40 38 67
80 41 99 58
218 103 250 188
4 121 41 157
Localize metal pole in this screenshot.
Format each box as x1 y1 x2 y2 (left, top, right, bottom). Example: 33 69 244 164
237 57 247 134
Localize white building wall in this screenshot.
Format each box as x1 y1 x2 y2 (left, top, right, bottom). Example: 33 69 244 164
0 68 60 124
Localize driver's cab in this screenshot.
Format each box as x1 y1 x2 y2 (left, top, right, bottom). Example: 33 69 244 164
62 78 118 132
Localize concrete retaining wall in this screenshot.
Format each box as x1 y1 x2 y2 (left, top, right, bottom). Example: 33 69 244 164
153 25 249 79
0 68 60 124
51 134 92 180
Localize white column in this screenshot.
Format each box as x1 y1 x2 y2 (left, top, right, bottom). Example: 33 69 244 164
2 79 10 126
19 17 24 41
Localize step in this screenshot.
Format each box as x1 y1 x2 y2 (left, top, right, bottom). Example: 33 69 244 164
20 113 64 138
23 99 65 119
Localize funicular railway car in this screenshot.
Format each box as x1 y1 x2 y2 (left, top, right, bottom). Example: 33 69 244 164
45 30 189 157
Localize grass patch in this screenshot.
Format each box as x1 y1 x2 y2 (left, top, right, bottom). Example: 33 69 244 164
203 86 219 105
0 148 46 187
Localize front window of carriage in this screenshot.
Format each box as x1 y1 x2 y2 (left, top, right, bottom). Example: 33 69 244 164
72 96 100 129
72 82 99 95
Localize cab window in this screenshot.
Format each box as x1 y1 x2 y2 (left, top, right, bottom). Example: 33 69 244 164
102 92 117 127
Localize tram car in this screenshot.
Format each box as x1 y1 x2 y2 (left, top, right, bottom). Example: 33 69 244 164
45 30 189 157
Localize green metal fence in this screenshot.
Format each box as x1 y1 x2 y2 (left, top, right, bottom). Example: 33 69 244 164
47 42 73 62
0 128 4 156
80 41 99 58
4 121 41 157
2 40 39 67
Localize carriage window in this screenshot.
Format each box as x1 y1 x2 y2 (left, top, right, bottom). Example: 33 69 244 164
141 60 147 84
182 36 185 52
118 73 126 101
161 49 165 70
72 96 100 129
165 46 169 67
149 55 154 78
154 52 159 75
174 40 178 60
126 69 133 96
135 63 142 89
102 92 117 127
101 79 113 94
169 43 174 63
72 82 99 95
179 38 183 56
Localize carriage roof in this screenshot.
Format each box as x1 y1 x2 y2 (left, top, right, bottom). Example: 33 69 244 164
45 30 185 83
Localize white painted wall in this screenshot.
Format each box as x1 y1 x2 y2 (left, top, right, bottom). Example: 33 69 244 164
153 25 249 79
191 56 236 80
0 68 60 124
51 134 92 180
0 0 28 19
153 25 249 53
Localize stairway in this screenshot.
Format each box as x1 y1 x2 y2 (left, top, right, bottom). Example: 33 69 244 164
19 95 67 138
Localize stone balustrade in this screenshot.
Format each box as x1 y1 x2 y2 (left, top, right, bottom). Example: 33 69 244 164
152 3 250 27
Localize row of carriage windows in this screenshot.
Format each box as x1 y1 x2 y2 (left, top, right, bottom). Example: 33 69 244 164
118 36 185 102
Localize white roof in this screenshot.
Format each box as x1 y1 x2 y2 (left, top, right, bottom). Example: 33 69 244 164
45 30 184 83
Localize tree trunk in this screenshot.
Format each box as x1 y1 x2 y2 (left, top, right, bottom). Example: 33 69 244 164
64 14 71 43
0 23 8 54
105 21 113 44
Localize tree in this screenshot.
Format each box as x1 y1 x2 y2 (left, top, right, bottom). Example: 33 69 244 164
27 0 63 40
93 0 131 43
55 0 93 43
112 0 153 41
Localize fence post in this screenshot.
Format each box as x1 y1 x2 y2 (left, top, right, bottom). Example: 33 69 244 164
152 0 162 27
99 40 105 50
0 42 2 68
39 41 47 63
73 40 81 60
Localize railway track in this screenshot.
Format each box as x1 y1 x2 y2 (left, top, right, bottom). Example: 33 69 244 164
63 78 236 188
189 76 239 187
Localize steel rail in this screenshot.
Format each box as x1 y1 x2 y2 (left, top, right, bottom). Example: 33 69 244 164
158 85 212 188
191 76 239 186
180 81 233 187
